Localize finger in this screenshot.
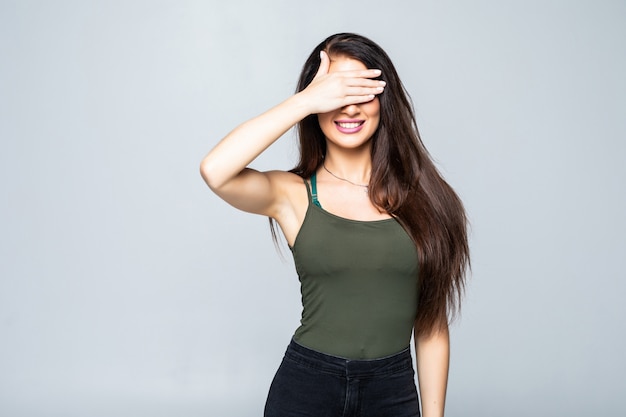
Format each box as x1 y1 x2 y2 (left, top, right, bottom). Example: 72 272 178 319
313 50 330 80
341 94 378 106
344 85 385 96
346 78 386 88
340 68 382 80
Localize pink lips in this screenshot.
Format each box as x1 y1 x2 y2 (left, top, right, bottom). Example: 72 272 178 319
334 119 365 134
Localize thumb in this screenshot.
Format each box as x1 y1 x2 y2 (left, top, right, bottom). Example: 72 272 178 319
313 50 330 80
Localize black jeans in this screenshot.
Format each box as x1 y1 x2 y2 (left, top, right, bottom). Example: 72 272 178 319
264 339 420 417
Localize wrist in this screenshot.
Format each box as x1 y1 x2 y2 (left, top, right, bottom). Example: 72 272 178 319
288 92 315 119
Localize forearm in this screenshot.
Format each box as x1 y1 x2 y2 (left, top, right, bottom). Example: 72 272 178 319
415 325 450 417
201 51 384 191
200 93 310 190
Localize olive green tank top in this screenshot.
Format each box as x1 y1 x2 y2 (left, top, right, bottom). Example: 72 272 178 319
291 174 419 359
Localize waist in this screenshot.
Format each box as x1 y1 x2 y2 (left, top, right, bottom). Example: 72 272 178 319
284 338 413 378
293 289 417 359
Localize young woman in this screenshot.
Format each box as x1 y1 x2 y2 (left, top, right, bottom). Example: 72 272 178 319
201 33 469 417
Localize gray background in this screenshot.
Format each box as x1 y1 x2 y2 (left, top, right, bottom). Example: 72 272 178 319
1 1 625 416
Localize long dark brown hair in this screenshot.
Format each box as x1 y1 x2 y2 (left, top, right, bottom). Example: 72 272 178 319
279 33 470 337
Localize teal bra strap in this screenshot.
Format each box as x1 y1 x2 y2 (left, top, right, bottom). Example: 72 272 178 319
303 178 312 204
310 173 322 208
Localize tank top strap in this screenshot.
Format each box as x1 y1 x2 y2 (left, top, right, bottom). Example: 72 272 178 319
308 173 322 208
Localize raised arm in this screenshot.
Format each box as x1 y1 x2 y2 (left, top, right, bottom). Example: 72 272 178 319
414 324 450 417
200 94 309 217
199 51 385 218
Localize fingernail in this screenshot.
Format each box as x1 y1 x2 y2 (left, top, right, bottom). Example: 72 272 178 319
373 69 382 75
379 81 386 86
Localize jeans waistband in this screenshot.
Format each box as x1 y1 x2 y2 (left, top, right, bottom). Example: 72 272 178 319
285 339 413 378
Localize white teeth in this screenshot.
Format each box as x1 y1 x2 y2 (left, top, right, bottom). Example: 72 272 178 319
337 122 362 128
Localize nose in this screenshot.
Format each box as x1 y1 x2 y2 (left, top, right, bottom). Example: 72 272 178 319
341 103 360 116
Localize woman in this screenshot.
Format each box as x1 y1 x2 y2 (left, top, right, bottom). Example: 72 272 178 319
201 33 469 417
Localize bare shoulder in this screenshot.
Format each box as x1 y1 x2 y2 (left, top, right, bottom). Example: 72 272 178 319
265 170 308 208
266 170 305 191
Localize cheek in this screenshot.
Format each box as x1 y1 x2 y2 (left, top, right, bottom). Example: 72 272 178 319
365 99 381 128
317 113 331 125
317 113 335 134
367 98 381 118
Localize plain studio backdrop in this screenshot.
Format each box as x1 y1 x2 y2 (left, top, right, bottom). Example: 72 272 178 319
1 1 625 416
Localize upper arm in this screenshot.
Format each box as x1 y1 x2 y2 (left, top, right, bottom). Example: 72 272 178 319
200 163 296 219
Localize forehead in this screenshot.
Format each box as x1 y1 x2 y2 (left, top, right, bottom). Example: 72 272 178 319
327 56 367 72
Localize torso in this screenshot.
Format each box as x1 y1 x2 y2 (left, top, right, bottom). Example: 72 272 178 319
288 174 419 359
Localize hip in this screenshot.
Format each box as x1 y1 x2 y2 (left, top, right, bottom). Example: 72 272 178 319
264 339 420 417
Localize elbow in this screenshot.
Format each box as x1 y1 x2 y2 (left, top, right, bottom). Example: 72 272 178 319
199 157 224 191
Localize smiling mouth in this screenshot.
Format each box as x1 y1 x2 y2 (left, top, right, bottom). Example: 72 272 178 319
335 121 364 129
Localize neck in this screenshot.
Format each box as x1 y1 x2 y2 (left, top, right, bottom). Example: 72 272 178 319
323 150 372 185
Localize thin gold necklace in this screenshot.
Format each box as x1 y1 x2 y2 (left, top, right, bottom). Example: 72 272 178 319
322 163 369 191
